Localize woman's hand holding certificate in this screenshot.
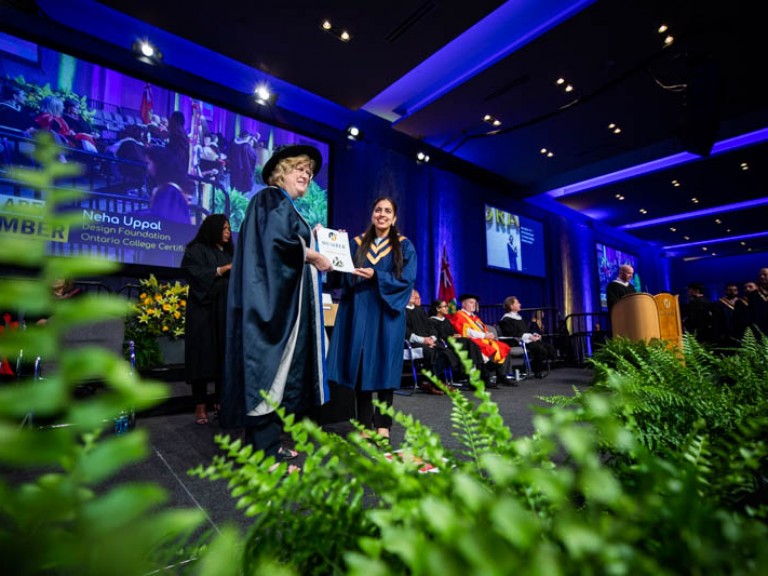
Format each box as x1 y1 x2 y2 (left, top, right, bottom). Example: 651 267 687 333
316 227 356 273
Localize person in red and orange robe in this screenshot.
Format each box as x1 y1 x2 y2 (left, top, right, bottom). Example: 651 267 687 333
449 293 510 388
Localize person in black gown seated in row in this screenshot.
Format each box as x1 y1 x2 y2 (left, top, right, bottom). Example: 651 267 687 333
498 295 556 378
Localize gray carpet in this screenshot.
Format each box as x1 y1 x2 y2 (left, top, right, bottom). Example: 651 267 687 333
130 366 594 534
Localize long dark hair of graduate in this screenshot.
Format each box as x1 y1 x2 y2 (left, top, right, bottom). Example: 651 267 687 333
354 196 404 278
186 213 233 254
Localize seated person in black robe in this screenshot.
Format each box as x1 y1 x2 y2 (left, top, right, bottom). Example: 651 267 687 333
498 296 556 378
405 289 452 394
427 298 485 385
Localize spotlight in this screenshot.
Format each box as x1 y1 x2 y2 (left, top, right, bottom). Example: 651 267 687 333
320 19 352 43
132 39 162 64
254 83 277 106
346 125 362 141
416 151 430 164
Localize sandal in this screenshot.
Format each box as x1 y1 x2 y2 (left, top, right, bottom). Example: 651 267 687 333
268 462 301 474
277 446 299 461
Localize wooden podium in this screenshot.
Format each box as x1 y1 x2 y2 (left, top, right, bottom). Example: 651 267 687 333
611 292 683 349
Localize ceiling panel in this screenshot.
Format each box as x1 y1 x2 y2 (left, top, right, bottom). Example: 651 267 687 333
33 0 768 260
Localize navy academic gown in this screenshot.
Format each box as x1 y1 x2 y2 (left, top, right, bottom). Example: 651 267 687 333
221 186 327 429
327 234 417 391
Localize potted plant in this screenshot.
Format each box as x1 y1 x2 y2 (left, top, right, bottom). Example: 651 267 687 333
125 274 188 368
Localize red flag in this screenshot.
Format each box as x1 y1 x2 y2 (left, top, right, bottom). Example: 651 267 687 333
437 244 457 313
0 357 13 376
139 82 153 124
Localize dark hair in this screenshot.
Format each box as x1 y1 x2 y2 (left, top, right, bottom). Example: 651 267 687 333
687 282 705 294
145 145 180 186
428 299 446 317
354 197 403 278
186 214 233 254
169 111 185 130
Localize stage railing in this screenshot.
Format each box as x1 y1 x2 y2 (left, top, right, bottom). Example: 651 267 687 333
563 312 611 365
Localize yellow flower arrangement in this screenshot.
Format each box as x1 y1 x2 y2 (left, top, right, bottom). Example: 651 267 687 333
132 274 189 338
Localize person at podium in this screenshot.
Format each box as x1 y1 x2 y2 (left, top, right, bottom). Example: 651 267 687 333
607 264 637 311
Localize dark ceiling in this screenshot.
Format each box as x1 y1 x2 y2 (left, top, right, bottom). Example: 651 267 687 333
37 0 768 260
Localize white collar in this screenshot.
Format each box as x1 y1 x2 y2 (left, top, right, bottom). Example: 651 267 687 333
502 311 522 320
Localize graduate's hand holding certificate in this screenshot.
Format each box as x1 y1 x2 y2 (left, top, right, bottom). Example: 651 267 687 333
316 227 356 273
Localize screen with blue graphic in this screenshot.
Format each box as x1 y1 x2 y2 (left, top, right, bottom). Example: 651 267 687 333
596 242 641 310
0 31 329 268
484 204 546 278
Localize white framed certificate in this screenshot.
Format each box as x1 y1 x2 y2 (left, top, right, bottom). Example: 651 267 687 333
316 227 356 273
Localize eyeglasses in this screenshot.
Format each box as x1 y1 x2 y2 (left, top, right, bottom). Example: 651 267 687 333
292 166 313 179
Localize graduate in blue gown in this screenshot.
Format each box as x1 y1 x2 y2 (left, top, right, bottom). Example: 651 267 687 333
222 145 333 464
327 197 417 439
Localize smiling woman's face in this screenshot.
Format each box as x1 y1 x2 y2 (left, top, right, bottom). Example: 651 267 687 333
371 199 396 236
282 160 313 199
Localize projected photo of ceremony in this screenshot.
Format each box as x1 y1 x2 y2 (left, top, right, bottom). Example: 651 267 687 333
0 31 329 268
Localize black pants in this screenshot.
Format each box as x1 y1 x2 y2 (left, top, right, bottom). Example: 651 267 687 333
191 379 221 405
355 389 394 430
527 341 556 373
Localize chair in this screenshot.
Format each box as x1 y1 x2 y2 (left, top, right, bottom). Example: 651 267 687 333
401 339 423 391
488 325 532 381
23 318 136 432
401 338 456 395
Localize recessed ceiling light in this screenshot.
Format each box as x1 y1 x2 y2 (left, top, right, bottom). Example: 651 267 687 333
132 39 162 63
320 19 352 42
691 197 699 203
254 83 275 106
564 84 574 92
715 218 722 224
556 78 565 85
664 35 674 46
669 227 676 232
740 162 749 170
671 179 680 187
639 208 647 214
658 24 668 34
346 125 362 141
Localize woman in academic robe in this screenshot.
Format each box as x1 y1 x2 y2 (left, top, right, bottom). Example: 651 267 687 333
181 214 233 425
222 145 332 467
327 197 417 439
